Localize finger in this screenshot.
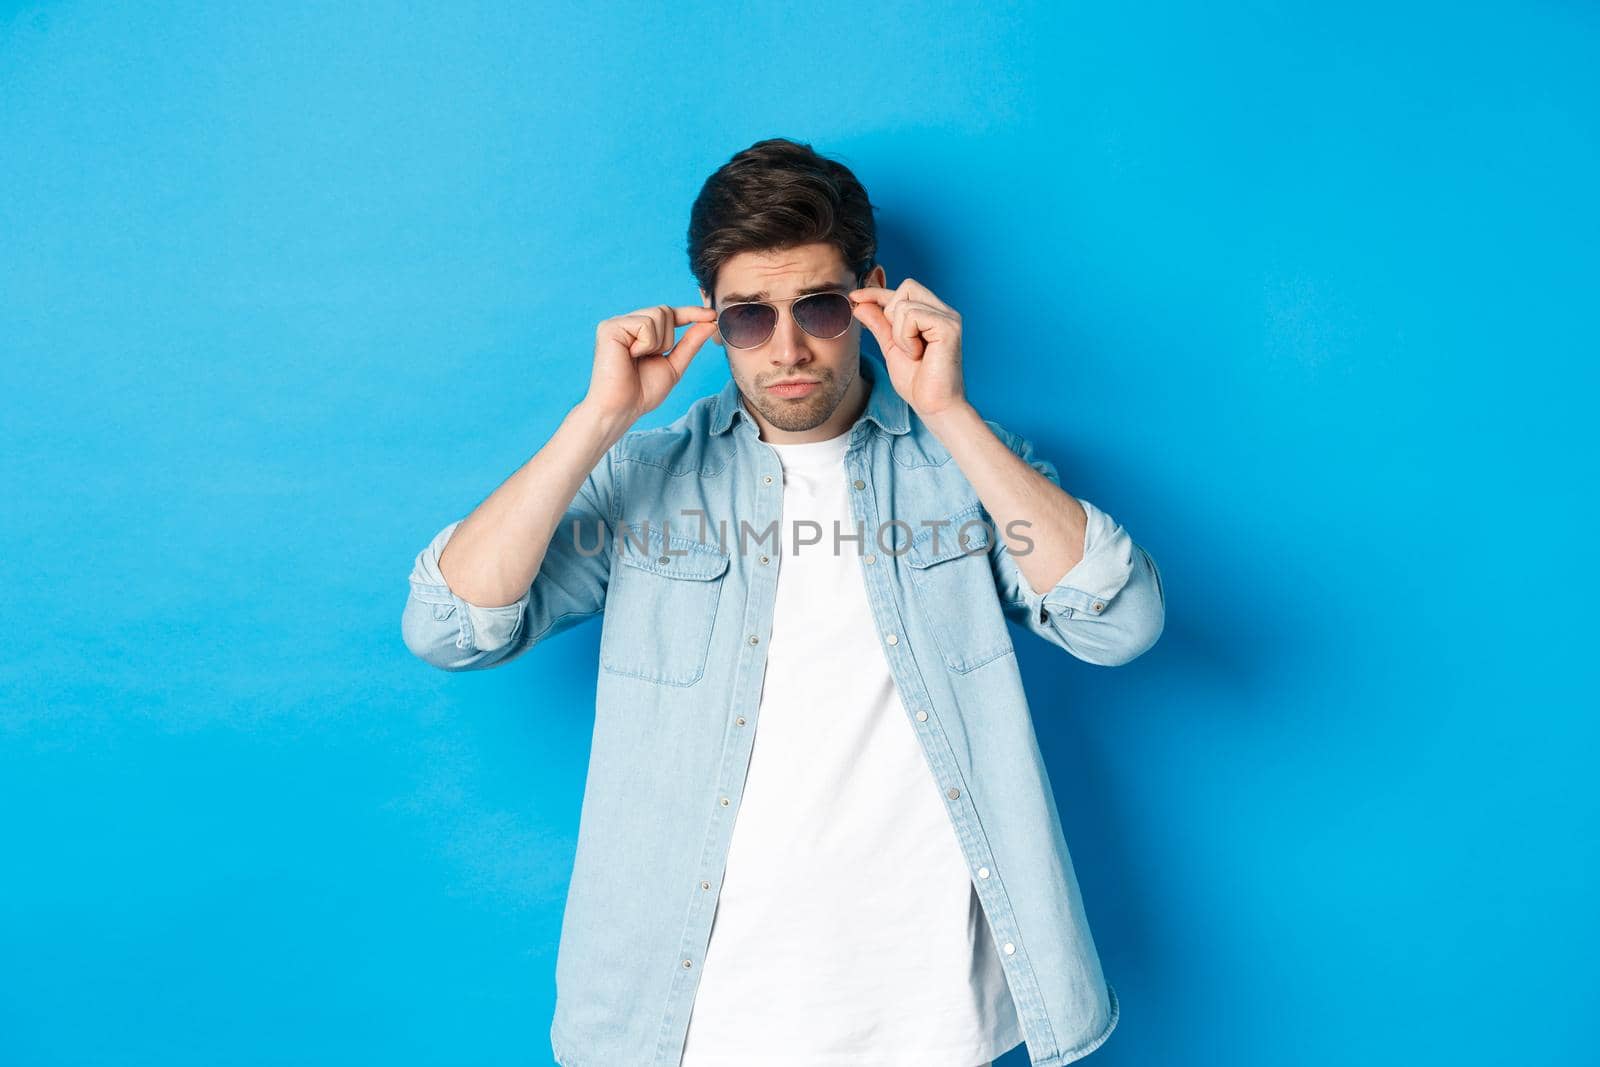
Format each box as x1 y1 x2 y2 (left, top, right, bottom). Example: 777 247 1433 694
851 299 895 355
655 306 675 354
894 278 954 313
672 304 720 326
664 319 717 379
891 302 926 360
659 304 719 355
848 285 896 308
630 315 659 357
894 300 947 322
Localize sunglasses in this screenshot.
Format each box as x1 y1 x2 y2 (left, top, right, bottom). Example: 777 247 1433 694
715 290 859 350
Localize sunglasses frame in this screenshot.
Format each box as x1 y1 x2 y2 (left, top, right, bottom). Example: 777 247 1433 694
714 282 865 350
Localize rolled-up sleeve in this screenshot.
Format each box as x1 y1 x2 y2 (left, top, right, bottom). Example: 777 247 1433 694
984 421 1166 667
401 444 619 672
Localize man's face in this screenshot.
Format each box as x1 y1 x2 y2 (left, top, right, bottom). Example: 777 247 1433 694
701 242 886 435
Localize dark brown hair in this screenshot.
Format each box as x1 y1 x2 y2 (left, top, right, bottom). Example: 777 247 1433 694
687 137 878 301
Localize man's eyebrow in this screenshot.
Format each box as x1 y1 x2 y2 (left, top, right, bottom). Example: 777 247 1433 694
720 282 853 304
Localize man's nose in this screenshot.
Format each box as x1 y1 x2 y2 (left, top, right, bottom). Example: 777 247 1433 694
769 307 811 365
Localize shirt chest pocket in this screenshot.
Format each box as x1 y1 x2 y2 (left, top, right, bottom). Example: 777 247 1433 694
600 530 731 687
904 508 1015 673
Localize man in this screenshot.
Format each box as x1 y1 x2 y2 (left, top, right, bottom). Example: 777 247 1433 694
402 137 1165 1067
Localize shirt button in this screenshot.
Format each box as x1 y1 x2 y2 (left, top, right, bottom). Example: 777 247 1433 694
1003 942 1015 955
700 880 710 890
658 555 671 564
864 554 876 564
748 635 760 645
978 867 990 879
763 475 773 485
853 479 866 490
759 554 770 564
886 633 898 645
915 710 928 722
719 796 730 806
735 716 746 726
1092 601 1105 612
947 787 960 800
683 959 693 968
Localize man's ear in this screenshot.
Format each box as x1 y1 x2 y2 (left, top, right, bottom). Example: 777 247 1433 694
862 264 886 289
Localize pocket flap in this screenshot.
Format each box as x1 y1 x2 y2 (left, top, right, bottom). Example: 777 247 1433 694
616 525 731 581
906 506 993 568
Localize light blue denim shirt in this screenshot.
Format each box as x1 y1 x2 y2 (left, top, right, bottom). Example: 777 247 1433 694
402 349 1165 1066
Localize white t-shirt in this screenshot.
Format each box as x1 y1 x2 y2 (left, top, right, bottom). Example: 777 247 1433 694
679 427 1024 1067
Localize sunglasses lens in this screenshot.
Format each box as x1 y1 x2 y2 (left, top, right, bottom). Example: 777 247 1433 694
719 303 777 349
794 292 855 339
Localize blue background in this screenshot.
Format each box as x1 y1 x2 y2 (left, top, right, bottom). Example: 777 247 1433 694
3 2 1595 1064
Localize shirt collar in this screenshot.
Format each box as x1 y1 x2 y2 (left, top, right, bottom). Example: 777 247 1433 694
709 349 910 438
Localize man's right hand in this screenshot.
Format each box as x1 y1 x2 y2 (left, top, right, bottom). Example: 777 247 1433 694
585 304 720 428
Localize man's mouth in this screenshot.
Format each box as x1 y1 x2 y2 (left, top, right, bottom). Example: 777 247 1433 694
766 378 821 398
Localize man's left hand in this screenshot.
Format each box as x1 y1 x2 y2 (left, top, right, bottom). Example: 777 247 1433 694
850 279 968 419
